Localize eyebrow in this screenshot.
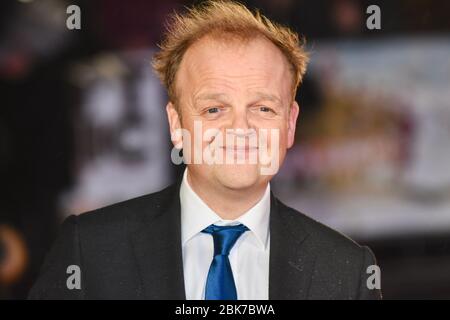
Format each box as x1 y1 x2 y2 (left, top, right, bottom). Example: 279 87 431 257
252 91 282 104
195 91 281 104
195 93 230 102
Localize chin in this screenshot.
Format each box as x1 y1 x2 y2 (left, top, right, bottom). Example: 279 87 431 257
213 164 263 190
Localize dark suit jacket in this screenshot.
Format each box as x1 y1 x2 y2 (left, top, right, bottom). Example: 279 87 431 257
28 178 382 299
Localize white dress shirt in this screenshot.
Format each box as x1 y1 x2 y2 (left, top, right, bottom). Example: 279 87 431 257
180 168 271 300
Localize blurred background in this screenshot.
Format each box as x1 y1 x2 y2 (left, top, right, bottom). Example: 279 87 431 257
0 0 449 299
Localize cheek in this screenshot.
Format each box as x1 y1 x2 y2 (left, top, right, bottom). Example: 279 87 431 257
201 122 222 146
183 120 222 153
268 122 290 149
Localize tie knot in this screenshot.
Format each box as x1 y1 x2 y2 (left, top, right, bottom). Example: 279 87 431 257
202 224 249 256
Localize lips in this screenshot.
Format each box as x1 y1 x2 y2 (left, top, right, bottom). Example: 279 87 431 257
219 146 259 151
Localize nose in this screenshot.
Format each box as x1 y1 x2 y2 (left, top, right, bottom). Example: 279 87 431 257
230 107 250 131
226 107 257 144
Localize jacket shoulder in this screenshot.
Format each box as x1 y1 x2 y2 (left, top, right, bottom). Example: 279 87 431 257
274 199 381 299
275 198 366 255
74 182 177 228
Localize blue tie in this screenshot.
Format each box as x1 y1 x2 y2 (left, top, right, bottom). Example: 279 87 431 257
202 224 249 300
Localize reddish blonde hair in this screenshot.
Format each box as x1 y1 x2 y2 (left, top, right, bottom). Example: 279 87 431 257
152 0 309 104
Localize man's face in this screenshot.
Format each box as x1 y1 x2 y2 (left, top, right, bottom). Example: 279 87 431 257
166 35 299 191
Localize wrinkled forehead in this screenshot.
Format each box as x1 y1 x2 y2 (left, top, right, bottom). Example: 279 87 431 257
175 35 294 101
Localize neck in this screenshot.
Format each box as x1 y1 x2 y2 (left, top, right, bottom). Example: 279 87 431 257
186 171 267 220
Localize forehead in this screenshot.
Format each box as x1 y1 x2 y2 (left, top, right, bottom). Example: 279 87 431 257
176 35 293 99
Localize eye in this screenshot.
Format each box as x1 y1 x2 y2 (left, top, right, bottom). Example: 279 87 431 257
250 104 277 118
207 107 220 114
259 106 272 113
258 106 276 114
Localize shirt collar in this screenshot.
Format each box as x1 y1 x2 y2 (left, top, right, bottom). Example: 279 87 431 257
180 168 270 249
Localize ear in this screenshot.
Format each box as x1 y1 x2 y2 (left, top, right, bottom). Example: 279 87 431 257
166 101 183 149
287 100 300 149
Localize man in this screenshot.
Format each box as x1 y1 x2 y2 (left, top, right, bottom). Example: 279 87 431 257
29 0 381 299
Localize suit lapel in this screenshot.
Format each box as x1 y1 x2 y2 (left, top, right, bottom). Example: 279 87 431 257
128 179 186 299
269 193 316 299
127 179 317 300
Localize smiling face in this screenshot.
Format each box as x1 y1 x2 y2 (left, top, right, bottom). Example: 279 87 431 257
166 34 299 192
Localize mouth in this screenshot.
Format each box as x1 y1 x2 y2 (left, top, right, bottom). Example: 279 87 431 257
219 146 259 152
